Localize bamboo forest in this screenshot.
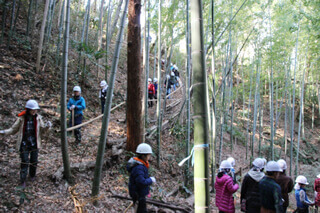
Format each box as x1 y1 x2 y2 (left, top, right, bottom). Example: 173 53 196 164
0 0 320 212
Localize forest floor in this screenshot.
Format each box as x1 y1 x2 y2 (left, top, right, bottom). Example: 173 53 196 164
0 18 320 213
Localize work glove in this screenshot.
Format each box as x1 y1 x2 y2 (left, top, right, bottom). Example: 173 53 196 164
46 121 52 129
150 177 156 183
0 130 5 134
70 105 75 110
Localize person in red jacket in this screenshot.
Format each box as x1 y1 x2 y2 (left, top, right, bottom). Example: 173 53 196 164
315 174 320 211
215 160 239 213
147 78 155 108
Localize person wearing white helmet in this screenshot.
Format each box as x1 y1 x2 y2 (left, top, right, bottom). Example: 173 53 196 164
173 64 180 87
99 80 108 114
294 175 314 212
240 158 265 212
147 78 155 108
127 143 156 212
275 159 294 213
0 100 52 188
314 174 320 211
215 160 239 213
67 86 86 144
227 157 236 183
258 161 283 213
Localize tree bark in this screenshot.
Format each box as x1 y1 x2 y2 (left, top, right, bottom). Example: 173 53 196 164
126 0 143 152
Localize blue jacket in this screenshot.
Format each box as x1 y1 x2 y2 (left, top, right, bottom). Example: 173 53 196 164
127 157 153 198
295 188 312 209
67 96 86 115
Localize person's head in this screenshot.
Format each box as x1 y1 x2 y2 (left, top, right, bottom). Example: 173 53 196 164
219 160 232 175
153 78 158 83
227 157 235 167
317 174 320 179
171 72 175 77
295 175 309 189
73 86 81 97
265 161 282 178
100 80 107 89
25 99 40 116
136 143 153 162
252 158 265 172
148 78 152 84
277 159 287 174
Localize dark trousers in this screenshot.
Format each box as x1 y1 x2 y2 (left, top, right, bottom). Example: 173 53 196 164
131 192 147 213
101 99 105 114
20 144 38 183
148 94 153 108
69 114 83 143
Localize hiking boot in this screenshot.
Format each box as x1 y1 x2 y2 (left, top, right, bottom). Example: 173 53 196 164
29 176 36 182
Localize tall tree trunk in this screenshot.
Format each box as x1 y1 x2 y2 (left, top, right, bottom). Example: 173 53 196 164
105 0 113 81
91 0 129 201
36 0 50 73
26 0 34 37
156 0 162 167
290 19 300 176
109 0 124 42
56 0 65 66
13 0 21 36
190 0 210 211
1 0 9 44
143 0 150 131
210 0 216 192
7 0 16 49
60 0 72 183
184 0 191 188
126 0 143 152
245 64 254 160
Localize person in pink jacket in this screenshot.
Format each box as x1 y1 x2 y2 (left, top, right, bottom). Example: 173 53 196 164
215 160 239 213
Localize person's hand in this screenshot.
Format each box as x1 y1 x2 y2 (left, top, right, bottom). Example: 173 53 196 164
70 105 75 110
150 177 156 183
46 121 52 129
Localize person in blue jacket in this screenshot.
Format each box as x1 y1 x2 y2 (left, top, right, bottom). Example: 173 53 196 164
127 143 156 213
67 86 86 144
294 175 314 213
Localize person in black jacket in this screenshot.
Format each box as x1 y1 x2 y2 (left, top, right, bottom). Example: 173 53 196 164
241 158 265 212
127 143 156 213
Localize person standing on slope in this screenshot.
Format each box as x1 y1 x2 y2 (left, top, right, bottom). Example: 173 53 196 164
0 100 52 187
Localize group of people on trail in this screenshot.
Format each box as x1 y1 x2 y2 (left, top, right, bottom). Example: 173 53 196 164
164 64 180 98
215 157 319 213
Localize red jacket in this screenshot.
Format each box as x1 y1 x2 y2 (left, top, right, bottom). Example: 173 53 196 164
215 173 239 213
148 83 155 95
315 178 320 206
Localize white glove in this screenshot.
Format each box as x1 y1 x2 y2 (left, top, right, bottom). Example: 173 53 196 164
70 105 75 110
46 121 52 129
0 130 5 134
150 177 156 183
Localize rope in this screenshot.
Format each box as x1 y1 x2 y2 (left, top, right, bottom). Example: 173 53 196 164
178 144 209 167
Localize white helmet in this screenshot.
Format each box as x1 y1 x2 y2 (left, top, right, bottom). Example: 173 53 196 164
295 175 309 185
25 100 40 110
153 78 158 83
136 143 153 154
148 78 152 82
174 65 178 71
227 157 235 167
261 158 267 166
219 160 232 169
73 86 81 93
266 161 282 172
252 158 265 169
277 159 287 171
100 80 107 87
171 72 175 77
166 74 170 79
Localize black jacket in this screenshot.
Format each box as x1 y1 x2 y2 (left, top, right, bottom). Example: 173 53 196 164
241 173 262 211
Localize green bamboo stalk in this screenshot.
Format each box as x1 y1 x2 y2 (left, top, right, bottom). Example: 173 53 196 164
91 0 129 201
156 0 162 168
60 0 72 183
190 0 210 211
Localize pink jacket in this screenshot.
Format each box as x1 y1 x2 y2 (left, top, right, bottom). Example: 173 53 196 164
215 173 239 213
